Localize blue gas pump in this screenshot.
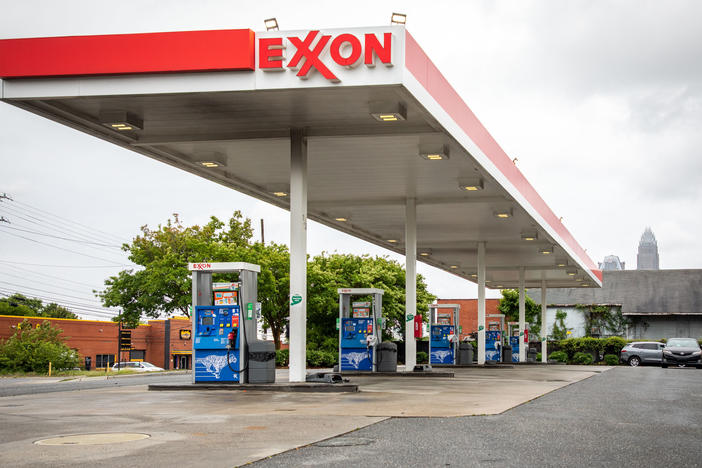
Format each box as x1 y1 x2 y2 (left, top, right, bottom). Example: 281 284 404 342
340 317 375 371
430 324 456 364
485 330 502 362
510 335 520 363
193 305 242 382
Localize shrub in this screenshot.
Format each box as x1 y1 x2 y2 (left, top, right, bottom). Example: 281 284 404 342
603 337 627 356
306 350 337 367
548 351 568 363
572 352 594 365
0 319 79 373
536 352 542 361
416 351 428 364
603 354 619 366
275 349 289 367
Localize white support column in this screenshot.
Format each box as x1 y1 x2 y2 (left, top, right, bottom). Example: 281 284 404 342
477 242 486 365
518 267 526 362
405 198 417 371
288 129 307 382
541 277 548 363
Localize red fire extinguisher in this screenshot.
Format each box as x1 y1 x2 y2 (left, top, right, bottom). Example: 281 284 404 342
414 314 423 338
524 329 529 343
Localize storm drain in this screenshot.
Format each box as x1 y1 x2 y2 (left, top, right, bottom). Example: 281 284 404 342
35 433 150 446
315 437 375 447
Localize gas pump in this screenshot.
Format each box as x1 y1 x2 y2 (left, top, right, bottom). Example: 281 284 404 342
428 303 460 365
338 288 384 372
190 262 269 384
508 321 520 363
485 314 505 362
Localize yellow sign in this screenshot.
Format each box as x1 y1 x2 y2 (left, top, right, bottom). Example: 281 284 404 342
180 329 192 340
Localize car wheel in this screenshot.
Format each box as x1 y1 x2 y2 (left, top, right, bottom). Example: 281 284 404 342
661 364 668 368
628 356 641 367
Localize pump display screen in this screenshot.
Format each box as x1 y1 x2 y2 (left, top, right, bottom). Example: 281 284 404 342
344 323 355 332
202 316 214 325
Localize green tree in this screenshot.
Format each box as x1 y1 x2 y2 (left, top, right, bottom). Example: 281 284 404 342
0 293 77 319
552 309 568 340
97 213 254 326
307 253 435 349
0 319 80 372
497 289 541 338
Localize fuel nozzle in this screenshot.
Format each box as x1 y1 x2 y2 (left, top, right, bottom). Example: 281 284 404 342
227 330 235 349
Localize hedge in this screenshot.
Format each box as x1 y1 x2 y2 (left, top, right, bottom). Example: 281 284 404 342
572 352 594 365
274 349 338 368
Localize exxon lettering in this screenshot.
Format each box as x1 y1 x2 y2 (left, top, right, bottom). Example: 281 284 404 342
259 31 394 82
193 263 212 270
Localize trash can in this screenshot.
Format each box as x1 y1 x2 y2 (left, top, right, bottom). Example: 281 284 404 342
458 342 474 365
376 341 397 372
247 341 276 383
527 347 537 363
502 345 513 363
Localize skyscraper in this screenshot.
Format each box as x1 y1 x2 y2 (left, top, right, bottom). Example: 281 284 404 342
637 227 659 270
599 255 625 270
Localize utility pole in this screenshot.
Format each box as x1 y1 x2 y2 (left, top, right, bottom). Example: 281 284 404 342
260 219 265 244
0 193 12 201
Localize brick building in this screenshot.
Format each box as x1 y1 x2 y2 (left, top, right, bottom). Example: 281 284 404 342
0 315 192 370
436 299 501 339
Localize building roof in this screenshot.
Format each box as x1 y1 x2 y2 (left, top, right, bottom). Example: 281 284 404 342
528 270 702 315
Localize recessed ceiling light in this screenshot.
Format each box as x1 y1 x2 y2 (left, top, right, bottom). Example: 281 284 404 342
566 268 577 276
449 265 458 269
272 191 288 197
195 152 227 169
420 145 449 161
334 217 348 222
99 110 143 132
387 239 398 243
493 209 513 219
459 178 484 191
556 258 568 267
419 249 432 256
370 102 407 122
539 246 554 255
521 231 538 241
470 273 477 278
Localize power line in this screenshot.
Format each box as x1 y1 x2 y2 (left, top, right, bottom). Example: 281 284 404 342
0 263 103 288
0 260 132 269
0 290 120 317
0 203 125 249
0 230 132 265
9 197 127 243
0 280 104 303
0 271 100 296
0 224 122 248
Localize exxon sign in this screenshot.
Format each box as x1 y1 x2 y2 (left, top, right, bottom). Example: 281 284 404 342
259 31 394 83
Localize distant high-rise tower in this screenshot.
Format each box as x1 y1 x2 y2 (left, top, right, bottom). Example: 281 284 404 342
637 227 659 270
599 255 625 270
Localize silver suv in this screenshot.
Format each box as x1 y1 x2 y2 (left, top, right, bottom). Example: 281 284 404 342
620 341 665 367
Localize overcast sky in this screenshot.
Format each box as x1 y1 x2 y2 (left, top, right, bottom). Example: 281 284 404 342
1 0 701 320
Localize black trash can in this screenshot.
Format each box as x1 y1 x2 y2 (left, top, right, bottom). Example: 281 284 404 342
502 345 512 363
247 341 276 383
527 347 537 363
376 341 397 372
458 342 474 365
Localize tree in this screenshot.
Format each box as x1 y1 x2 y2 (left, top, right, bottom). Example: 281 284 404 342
0 319 80 372
0 293 77 319
97 213 254 326
497 289 542 339
307 253 435 350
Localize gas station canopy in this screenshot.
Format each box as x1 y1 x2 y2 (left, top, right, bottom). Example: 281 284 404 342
0 25 601 289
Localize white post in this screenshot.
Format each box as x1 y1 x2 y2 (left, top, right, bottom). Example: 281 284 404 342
477 242 486 365
541 277 548 363
518 267 526 362
405 198 417 371
288 129 307 382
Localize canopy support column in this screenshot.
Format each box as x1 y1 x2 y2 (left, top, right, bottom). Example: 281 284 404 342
518 267 526 362
405 197 417 371
541 277 548 363
477 242 486 365
288 128 307 382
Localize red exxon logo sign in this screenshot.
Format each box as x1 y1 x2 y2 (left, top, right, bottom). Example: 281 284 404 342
259 31 394 83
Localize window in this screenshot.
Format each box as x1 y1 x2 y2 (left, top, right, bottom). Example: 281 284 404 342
633 344 645 349
642 343 659 350
96 354 115 368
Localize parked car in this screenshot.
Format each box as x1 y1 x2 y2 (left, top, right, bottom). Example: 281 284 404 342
620 341 665 367
661 338 702 368
111 361 164 372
